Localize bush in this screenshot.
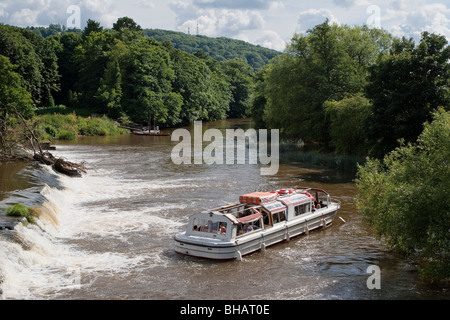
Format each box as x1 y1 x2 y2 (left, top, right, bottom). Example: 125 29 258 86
57 129 76 140
78 116 127 136
6 203 34 223
36 114 126 140
355 108 450 282
37 113 78 140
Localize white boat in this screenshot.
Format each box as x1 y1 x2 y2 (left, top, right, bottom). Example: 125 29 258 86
174 188 341 260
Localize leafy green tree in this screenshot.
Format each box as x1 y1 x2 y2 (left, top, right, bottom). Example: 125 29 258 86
0 55 34 117
365 32 450 158
74 30 114 110
95 57 123 118
113 17 142 32
144 28 281 70
0 55 33 154
121 39 182 126
355 108 450 282
250 68 268 129
324 94 372 155
261 21 387 144
54 32 82 106
221 58 255 118
82 19 103 39
0 25 48 108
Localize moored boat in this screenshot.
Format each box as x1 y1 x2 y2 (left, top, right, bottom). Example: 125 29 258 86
174 188 341 260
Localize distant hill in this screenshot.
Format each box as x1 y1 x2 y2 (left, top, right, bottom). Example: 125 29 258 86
143 29 282 70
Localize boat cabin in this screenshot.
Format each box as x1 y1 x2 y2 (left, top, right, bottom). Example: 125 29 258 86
184 188 332 242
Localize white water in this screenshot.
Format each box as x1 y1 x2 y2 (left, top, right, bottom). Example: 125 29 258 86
0 161 184 299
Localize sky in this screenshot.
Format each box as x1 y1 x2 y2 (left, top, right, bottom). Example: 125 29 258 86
0 0 449 51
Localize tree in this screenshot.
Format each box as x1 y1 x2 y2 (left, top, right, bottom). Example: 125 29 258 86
250 68 268 129
113 17 142 32
73 30 114 110
261 21 388 145
0 55 33 118
121 39 182 126
0 25 45 108
355 108 450 282
54 32 82 106
0 55 33 155
324 94 372 155
365 32 450 158
82 19 103 39
221 58 255 118
95 57 123 118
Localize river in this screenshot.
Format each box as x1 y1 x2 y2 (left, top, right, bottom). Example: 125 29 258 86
0 119 448 300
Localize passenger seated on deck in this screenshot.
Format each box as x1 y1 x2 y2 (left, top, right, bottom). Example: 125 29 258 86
316 202 321 209
247 224 253 233
312 203 316 212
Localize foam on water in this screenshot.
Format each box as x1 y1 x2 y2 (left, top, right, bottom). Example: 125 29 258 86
0 162 183 299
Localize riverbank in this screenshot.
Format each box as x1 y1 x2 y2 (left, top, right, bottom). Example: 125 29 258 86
36 113 128 141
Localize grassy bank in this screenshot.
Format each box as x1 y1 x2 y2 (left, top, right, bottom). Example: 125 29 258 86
36 112 128 141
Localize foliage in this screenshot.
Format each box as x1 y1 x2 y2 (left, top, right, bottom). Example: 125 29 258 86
78 116 127 136
324 94 372 155
0 55 34 155
0 24 61 109
36 113 78 140
113 17 142 32
6 203 35 223
36 113 126 141
221 58 255 118
355 108 450 282
365 32 450 158
1 19 268 132
0 55 34 118
143 29 281 70
260 21 392 145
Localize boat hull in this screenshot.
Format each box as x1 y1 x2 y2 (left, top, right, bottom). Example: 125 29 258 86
174 206 338 260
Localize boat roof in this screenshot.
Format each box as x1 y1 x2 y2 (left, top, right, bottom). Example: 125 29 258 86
262 201 286 213
278 193 310 206
239 192 277 205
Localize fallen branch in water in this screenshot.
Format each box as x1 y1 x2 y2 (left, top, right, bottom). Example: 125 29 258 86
4 104 87 177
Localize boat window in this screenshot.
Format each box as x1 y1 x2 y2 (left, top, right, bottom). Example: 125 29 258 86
192 219 228 235
237 219 262 236
294 203 311 216
263 211 271 226
272 210 286 224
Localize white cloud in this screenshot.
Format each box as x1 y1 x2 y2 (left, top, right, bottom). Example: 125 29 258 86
10 8 37 26
0 0 120 28
170 1 265 36
137 0 155 9
193 0 273 10
382 2 450 41
254 30 286 51
297 8 340 34
169 0 286 50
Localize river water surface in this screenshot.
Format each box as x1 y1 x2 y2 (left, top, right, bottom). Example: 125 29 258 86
0 119 448 300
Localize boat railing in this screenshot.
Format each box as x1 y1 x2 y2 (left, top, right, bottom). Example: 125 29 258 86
330 198 341 209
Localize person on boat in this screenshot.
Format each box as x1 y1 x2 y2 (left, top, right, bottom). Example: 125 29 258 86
218 225 227 235
312 203 316 212
247 224 253 232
